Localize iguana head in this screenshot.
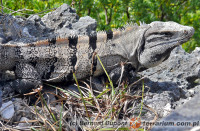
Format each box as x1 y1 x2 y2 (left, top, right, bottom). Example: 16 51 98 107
138 21 194 71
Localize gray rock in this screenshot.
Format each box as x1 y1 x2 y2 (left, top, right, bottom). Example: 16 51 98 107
151 92 200 131
0 34 7 44
0 70 15 82
41 4 97 36
41 4 79 31
12 98 36 122
64 84 80 93
17 117 31 127
72 16 97 35
24 14 47 38
0 3 96 46
140 46 200 119
1 15 24 41
0 101 14 119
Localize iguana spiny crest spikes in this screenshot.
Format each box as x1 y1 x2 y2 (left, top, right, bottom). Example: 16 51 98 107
0 21 194 94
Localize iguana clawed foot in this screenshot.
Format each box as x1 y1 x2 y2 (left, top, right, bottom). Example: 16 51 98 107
12 63 42 94
109 63 135 85
0 63 42 107
1 63 42 95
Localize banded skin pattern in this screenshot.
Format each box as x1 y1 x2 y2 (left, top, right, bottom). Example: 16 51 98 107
0 21 194 94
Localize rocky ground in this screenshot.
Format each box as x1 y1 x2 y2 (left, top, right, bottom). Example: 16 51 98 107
141 46 200 130
0 4 199 131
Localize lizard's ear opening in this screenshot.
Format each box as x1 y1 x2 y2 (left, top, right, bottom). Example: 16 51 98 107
138 27 177 69
137 24 176 69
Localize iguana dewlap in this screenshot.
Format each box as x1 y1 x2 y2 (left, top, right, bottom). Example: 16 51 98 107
0 21 194 94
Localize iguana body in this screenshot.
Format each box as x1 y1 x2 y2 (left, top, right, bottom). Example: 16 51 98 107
0 21 194 94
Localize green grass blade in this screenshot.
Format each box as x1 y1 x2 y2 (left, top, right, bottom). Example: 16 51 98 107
58 103 63 131
31 128 40 131
73 73 90 119
44 83 81 98
38 91 57 122
44 83 93 106
96 54 115 99
96 88 111 98
138 80 144 118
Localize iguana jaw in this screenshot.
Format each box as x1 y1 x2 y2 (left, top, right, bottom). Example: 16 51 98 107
137 21 194 70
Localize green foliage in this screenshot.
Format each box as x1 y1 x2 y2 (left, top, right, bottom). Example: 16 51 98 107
1 0 199 51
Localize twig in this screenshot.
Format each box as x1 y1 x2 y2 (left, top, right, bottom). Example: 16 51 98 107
0 5 17 13
0 5 33 15
144 103 158 130
82 81 102 116
127 76 146 89
2 94 20 102
29 7 57 15
14 119 38 124
0 4 56 16
116 62 125 89
9 8 34 15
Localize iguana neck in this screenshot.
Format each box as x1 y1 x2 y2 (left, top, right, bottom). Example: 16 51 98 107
95 24 150 69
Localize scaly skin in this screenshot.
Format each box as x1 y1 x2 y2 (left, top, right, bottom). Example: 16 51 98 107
0 21 194 95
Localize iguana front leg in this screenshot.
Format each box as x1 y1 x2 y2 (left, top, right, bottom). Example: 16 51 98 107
109 63 135 85
8 63 42 94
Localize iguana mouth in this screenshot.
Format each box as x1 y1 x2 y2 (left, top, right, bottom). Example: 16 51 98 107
179 29 194 43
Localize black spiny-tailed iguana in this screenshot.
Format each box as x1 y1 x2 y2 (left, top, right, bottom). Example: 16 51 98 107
0 21 194 96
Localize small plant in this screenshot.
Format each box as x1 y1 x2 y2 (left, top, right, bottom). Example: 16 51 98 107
38 53 147 130
0 52 156 131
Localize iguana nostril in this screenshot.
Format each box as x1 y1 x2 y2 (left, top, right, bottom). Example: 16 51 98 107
184 30 188 35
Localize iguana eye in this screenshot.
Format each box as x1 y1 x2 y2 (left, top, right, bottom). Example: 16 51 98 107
146 32 173 42
161 32 173 36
